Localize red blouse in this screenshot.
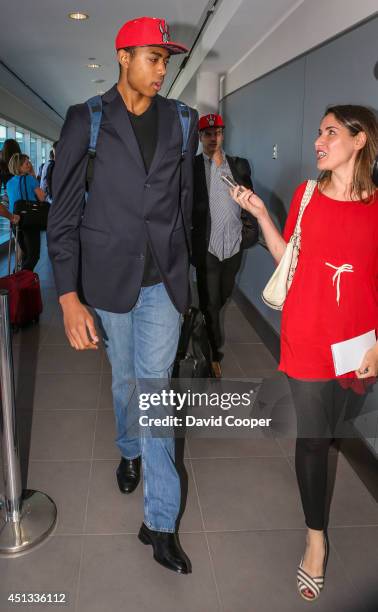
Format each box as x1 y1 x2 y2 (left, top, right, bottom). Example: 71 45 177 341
278 182 378 379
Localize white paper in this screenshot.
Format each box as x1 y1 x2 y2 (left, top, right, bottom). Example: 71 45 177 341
331 330 377 376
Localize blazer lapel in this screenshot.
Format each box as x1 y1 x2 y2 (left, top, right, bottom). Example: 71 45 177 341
103 85 146 173
196 154 209 202
147 95 175 178
227 155 239 181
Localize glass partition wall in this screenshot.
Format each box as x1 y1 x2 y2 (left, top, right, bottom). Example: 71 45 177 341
0 117 53 244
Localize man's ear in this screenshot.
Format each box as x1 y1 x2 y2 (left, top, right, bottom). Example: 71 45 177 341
117 49 131 70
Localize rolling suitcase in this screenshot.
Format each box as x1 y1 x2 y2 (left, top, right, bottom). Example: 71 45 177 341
0 226 43 329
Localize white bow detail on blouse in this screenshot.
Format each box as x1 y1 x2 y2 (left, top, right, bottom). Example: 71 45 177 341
325 262 354 306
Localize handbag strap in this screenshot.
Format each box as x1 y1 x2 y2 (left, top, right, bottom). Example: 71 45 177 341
19 174 28 201
292 179 317 240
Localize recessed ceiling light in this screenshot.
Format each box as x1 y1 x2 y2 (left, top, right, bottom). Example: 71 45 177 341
68 12 89 20
87 63 101 69
92 78 105 83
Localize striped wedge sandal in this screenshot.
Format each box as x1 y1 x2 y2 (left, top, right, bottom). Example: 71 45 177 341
297 538 328 602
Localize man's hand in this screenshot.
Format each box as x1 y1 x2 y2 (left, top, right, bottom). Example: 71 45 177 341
11 214 20 225
59 292 99 350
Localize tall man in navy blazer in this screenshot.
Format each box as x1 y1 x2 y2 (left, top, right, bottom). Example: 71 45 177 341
48 16 198 574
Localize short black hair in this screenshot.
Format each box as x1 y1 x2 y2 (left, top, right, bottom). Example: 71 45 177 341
199 127 225 133
120 46 136 55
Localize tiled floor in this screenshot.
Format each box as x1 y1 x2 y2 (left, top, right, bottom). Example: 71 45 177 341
0 239 377 612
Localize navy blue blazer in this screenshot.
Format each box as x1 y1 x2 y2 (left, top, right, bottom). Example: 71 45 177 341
47 85 198 313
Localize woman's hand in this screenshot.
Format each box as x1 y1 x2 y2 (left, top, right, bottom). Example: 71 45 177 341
11 214 20 225
356 343 378 378
231 186 267 221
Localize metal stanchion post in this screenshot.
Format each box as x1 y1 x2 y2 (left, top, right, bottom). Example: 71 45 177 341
0 289 57 554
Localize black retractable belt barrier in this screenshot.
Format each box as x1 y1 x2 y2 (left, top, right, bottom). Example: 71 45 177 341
0 289 57 554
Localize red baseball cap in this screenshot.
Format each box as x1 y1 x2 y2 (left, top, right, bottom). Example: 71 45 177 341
115 16 188 55
198 114 225 131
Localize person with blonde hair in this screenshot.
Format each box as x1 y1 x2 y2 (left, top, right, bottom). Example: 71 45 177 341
5 153 45 270
231 104 378 601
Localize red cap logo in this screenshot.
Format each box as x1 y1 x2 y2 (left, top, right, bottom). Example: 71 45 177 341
198 114 225 131
115 16 188 55
159 20 170 44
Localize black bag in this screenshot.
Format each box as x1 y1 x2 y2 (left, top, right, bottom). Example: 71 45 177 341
241 209 258 249
173 307 213 378
14 175 49 230
230 157 258 250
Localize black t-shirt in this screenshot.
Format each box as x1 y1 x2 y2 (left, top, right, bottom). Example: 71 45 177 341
128 100 161 286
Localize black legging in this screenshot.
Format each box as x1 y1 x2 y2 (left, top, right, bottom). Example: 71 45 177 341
288 377 368 530
18 227 41 271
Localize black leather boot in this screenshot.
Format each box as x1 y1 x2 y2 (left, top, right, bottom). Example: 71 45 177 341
138 523 192 574
116 456 141 494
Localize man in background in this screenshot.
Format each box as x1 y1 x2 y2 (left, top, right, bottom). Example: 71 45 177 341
192 113 258 377
40 141 58 203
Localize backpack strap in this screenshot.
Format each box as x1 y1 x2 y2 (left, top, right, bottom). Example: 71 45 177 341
175 100 191 158
86 95 103 157
85 95 103 188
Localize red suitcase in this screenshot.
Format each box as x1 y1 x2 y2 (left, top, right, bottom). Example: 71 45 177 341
0 226 43 328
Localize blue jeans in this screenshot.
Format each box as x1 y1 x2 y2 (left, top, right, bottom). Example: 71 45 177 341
95 283 181 532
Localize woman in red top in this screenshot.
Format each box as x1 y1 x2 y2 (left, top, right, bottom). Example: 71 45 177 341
231 105 378 601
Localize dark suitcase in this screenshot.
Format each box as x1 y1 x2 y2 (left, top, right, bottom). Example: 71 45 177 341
173 306 213 378
0 226 43 328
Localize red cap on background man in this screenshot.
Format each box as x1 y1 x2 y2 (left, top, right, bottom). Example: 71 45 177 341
115 16 188 55
198 114 225 131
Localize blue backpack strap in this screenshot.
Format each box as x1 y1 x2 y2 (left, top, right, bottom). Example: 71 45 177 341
86 95 103 157
175 100 191 158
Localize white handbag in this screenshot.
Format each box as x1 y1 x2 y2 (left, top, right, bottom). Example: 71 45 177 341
261 180 317 310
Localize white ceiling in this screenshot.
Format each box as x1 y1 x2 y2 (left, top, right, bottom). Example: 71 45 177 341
0 0 372 134
172 0 300 107
199 0 299 73
0 0 211 122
